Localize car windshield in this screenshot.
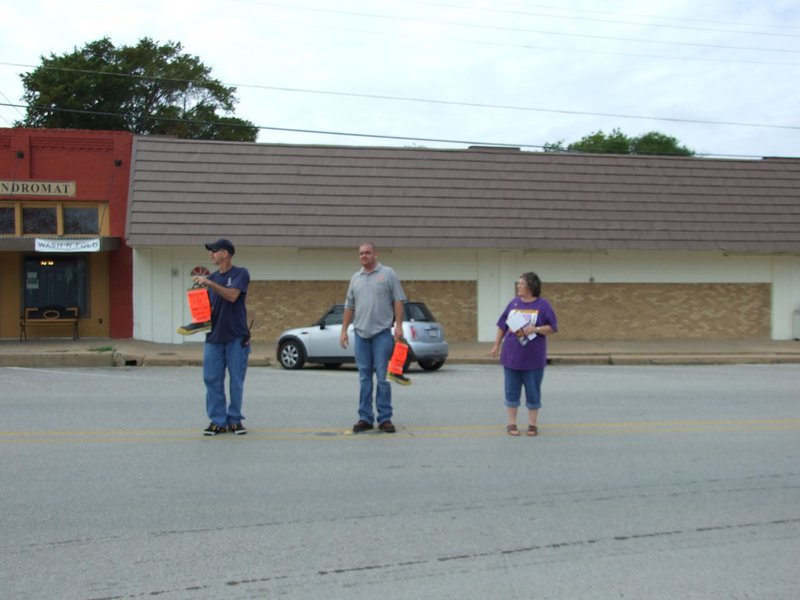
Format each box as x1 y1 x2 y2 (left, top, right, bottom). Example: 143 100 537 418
321 306 345 326
405 303 435 322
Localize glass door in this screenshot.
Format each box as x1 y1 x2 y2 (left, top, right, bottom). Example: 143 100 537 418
23 255 88 313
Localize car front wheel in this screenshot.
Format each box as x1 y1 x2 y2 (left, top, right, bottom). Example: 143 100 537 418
278 339 306 369
418 359 445 371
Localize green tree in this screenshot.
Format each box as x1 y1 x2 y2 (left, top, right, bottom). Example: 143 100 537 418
544 128 694 156
18 37 258 141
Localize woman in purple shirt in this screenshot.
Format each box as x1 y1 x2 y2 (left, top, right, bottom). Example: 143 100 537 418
491 272 558 437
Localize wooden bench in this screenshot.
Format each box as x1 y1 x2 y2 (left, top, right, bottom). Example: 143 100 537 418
19 306 80 341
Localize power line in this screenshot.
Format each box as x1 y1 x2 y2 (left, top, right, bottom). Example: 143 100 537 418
295 24 800 68
6 7 800 73
0 100 540 146
482 0 800 32
0 90 22 126
0 102 785 159
218 1 800 68
1 1 796 158
228 0 800 33
230 84 800 131
231 1 800 54
392 0 800 38
2 63 797 132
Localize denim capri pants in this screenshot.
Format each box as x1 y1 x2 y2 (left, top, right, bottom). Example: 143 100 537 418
503 367 544 410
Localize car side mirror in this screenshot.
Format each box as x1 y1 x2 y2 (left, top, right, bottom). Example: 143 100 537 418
319 322 326 330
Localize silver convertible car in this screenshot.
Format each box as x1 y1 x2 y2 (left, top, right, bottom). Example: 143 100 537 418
276 302 449 371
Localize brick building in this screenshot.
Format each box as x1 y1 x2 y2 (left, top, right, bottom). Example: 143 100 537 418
125 137 800 344
0 128 133 339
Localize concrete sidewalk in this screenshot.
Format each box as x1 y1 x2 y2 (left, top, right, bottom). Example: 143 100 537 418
1 336 799 368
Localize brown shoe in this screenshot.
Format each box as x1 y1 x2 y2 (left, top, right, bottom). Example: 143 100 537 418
352 420 374 433
378 421 396 433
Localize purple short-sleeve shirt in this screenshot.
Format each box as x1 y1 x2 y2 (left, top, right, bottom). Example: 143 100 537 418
496 297 558 370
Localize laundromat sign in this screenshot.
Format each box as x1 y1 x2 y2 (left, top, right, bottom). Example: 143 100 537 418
0 180 76 197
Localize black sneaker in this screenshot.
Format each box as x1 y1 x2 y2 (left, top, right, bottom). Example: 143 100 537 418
387 372 411 386
177 321 211 335
378 421 396 433
352 420 374 433
229 422 247 435
203 422 227 436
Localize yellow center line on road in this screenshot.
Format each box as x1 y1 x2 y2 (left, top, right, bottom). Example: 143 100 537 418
544 419 800 436
0 419 798 443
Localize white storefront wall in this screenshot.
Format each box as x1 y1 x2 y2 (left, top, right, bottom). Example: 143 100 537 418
132 247 800 343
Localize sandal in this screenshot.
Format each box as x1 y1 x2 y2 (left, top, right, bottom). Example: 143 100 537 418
506 424 520 437
527 425 538 437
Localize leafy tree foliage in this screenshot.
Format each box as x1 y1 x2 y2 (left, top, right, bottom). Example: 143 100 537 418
544 128 694 156
19 37 258 141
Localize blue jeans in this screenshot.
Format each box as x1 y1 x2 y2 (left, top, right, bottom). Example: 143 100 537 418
203 338 250 427
353 329 394 424
504 367 544 410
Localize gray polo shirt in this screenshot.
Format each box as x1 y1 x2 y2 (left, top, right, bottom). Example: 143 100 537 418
344 263 406 338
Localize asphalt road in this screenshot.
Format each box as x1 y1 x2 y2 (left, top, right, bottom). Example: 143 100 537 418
1 363 799 600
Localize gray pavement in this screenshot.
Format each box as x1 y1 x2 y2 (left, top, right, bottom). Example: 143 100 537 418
1 363 799 599
1 336 800 368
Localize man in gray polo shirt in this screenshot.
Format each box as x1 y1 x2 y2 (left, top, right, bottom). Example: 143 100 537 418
340 242 406 433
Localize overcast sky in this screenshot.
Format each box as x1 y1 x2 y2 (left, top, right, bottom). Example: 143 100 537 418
2 0 798 158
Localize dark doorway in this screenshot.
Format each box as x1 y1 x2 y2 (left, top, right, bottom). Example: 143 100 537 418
23 255 88 314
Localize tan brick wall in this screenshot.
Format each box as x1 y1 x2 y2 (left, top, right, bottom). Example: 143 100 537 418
248 281 345 344
545 283 771 340
247 281 770 343
247 280 477 343
404 281 477 342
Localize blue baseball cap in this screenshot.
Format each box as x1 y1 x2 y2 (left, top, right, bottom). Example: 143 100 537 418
205 238 235 255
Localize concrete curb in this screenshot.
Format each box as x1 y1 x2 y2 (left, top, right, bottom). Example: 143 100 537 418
0 352 115 368
3 353 800 368
450 354 800 367
2 338 799 368
550 353 800 366
111 352 273 368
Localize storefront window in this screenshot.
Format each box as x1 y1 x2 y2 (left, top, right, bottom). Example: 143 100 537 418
0 206 13 234
23 256 88 314
0 203 104 235
64 207 99 234
22 207 57 234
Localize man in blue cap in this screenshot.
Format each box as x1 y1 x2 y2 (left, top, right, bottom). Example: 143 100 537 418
185 238 251 436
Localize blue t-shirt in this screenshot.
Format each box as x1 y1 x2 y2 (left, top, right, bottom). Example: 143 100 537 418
206 266 250 344
496 297 558 370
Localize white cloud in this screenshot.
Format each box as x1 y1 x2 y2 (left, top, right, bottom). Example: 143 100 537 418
1 0 798 157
